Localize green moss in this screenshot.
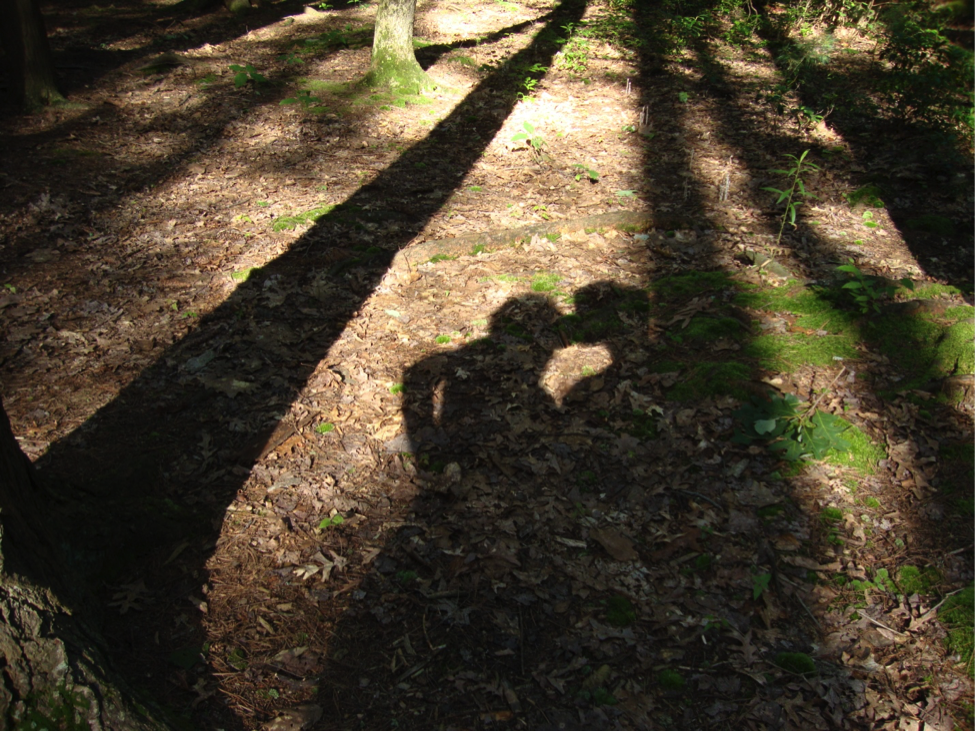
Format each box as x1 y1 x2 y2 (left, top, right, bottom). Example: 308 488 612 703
605 595 637 627
682 315 746 343
746 332 858 371
864 315 940 377
944 305 975 321
913 282 967 299
774 652 817 676
825 417 883 475
531 272 561 292
896 565 941 595
21 682 92 729
657 669 686 690
937 321 975 375
271 203 336 231
906 214 956 236
821 506 844 523
651 271 734 300
668 361 750 401
941 584 974 677
649 360 683 373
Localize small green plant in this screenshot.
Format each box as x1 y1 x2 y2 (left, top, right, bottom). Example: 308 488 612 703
581 365 597 377
845 184 884 208
389 383 404 395
3 283 16 294
435 334 452 344
573 164 599 182
229 63 268 88
763 150 819 245
280 89 324 108
753 572 772 599
318 513 345 529
395 570 418 584
774 652 816 676
556 23 592 73
836 259 914 314
677 91 689 103
468 185 483 192
511 121 545 153
733 392 851 462
657 669 685 691
315 422 335 434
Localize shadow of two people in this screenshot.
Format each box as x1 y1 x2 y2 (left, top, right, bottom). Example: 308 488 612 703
403 281 653 494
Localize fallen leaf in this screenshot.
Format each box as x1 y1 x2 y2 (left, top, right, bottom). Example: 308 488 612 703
590 526 639 562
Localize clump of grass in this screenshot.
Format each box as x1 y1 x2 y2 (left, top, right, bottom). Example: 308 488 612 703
531 272 561 292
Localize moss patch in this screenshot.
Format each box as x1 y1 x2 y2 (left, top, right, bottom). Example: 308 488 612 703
825 418 883 475
896 565 941 595
746 332 859 371
651 271 735 300
669 361 751 401
941 584 974 678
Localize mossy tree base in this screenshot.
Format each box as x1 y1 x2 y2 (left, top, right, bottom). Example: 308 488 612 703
0 404 162 728
364 0 434 93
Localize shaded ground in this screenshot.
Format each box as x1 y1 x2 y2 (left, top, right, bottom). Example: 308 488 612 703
0 0 972 728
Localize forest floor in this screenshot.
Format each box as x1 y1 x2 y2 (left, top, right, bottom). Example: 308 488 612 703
0 0 973 727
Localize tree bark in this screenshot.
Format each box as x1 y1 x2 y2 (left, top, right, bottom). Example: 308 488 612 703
0 401 161 729
365 0 433 92
0 0 64 110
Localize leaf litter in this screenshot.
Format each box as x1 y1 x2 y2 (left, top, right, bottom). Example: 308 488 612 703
0 0 971 727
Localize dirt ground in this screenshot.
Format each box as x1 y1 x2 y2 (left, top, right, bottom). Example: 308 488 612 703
0 0 972 727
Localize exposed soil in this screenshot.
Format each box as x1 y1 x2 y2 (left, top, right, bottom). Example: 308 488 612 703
0 0 972 728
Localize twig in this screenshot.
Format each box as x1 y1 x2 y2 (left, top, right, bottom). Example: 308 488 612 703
674 489 723 510
862 612 908 638
804 366 846 417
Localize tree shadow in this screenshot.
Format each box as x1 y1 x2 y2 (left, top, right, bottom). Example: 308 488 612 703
13 0 589 724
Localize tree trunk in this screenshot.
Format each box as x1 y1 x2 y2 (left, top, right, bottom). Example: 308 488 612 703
0 401 160 729
0 0 64 110
365 0 433 92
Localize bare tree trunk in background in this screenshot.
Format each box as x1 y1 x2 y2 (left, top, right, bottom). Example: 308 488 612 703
365 0 434 92
0 0 64 110
0 402 160 728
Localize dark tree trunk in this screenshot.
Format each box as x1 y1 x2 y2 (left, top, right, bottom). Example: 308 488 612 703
365 0 433 92
0 401 160 728
0 0 64 110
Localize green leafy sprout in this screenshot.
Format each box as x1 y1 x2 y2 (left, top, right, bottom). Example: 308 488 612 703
229 63 268 88
318 514 345 529
836 259 914 314
574 164 600 182
511 121 545 153
763 149 819 245
733 391 851 462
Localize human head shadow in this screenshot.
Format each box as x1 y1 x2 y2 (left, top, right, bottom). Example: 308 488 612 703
403 294 564 487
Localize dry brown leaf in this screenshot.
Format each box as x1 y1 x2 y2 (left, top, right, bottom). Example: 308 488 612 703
590 526 639 562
